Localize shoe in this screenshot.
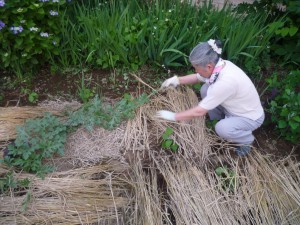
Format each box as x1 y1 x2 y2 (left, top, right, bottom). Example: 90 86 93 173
235 145 251 156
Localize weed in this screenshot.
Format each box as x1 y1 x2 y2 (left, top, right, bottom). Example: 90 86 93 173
77 73 95 103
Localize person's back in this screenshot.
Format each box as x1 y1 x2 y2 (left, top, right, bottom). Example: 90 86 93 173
200 60 264 120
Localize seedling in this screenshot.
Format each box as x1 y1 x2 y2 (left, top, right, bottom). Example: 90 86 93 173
215 166 237 191
161 127 179 152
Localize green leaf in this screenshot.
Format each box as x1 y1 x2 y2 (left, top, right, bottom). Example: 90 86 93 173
289 26 298 36
278 120 287 128
164 139 173 148
293 116 300 122
289 121 299 130
162 127 173 140
215 167 228 176
170 144 179 152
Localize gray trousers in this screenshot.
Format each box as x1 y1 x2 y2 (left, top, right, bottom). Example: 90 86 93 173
200 84 265 145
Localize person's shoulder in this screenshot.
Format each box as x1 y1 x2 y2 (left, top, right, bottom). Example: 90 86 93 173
223 60 246 74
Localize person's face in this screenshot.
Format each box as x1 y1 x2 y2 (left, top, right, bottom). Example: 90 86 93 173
193 63 214 78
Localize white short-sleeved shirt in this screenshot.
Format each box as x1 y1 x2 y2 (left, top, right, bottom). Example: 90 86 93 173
198 60 264 120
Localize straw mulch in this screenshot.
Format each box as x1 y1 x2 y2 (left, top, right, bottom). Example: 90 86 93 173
0 100 81 144
1 88 299 225
0 161 132 225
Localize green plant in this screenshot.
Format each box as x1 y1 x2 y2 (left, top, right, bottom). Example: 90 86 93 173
67 93 149 131
21 88 39 103
215 166 237 191
0 171 31 193
266 70 300 143
4 113 68 176
0 0 71 80
22 191 32 211
3 93 148 176
77 73 95 104
161 127 179 152
28 91 39 103
235 0 300 68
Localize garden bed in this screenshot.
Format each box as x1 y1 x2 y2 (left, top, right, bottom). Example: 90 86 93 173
0 87 299 224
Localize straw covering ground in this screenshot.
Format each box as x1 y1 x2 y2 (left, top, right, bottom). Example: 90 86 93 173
1 88 299 224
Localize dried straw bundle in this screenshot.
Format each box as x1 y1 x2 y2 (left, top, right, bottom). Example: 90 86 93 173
64 125 126 167
0 161 132 225
1 88 299 225
125 88 300 225
0 101 81 142
122 88 212 163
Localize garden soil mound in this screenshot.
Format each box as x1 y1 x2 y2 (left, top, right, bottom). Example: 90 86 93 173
0 89 299 225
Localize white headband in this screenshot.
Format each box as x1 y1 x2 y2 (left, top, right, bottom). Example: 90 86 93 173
208 39 222 54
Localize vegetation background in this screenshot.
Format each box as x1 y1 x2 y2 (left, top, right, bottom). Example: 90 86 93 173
0 0 299 176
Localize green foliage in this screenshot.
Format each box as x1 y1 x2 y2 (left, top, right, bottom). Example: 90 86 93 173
266 70 300 143
4 94 149 175
235 0 300 68
161 127 179 152
271 2 300 67
0 0 70 79
77 74 95 104
53 0 283 73
215 166 237 191
4 113 68 176
67 93 149 131
0 171 31 193
22 191 32 211
21 88 39 103
28 91 39 103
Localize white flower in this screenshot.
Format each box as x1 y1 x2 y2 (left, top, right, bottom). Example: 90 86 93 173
207 39 222 54
40 32 49 37
154 26 157 30
30 27 38 31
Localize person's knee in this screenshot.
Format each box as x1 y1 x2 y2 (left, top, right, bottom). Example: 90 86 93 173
215 120 233 139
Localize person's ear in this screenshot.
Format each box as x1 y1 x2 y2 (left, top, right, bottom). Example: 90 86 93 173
206 63 214 72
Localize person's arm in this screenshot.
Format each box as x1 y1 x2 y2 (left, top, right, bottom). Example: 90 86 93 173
175 105 208 121
178 74 200 85
156 105 208 122
160 73 201 89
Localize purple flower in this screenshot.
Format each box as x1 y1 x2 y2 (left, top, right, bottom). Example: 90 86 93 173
10 26 23 34
0 20 5 30
49 10 59 16
0 0 5 7
52 41 57 45
39 0 49 2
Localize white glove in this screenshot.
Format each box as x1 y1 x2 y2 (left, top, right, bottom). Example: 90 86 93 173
160 76 180 89
156 110 176 121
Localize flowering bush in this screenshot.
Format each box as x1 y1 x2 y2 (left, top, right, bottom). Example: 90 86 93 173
0 0 70 79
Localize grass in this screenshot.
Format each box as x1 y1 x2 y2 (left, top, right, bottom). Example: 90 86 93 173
53 0 283 74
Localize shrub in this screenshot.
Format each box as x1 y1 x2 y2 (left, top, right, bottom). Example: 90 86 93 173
266 70 300 143
0 0 71 80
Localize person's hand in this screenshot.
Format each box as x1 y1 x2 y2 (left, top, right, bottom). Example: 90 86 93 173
156 110 176 121
160 76 180 89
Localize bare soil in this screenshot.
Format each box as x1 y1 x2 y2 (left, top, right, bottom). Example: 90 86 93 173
0 67 299 160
